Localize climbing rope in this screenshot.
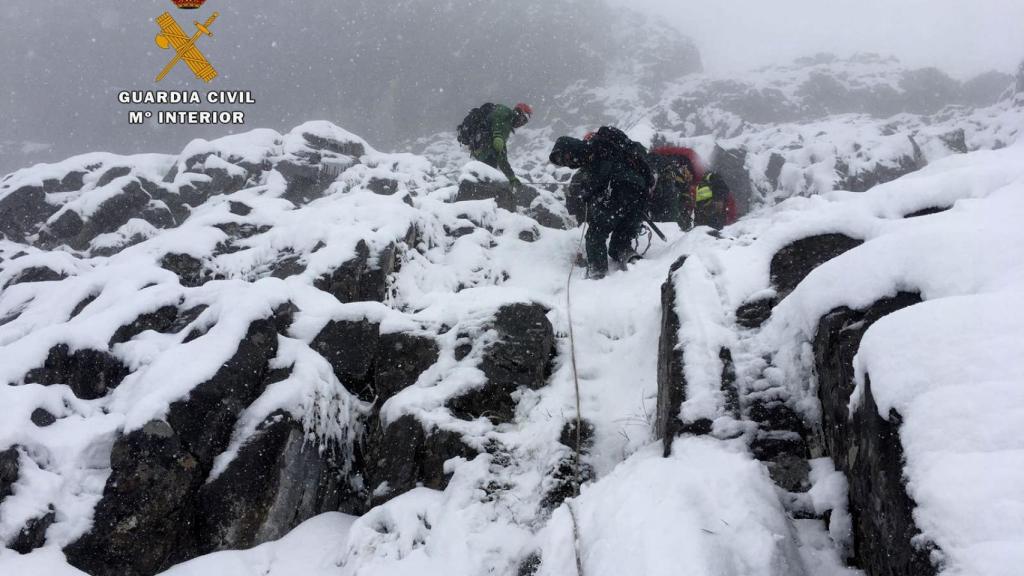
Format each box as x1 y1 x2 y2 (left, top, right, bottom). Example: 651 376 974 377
564 209 588 576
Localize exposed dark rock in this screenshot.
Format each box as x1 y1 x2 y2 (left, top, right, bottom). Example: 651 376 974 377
527 203 568 230
314 236 409 304
837 139 924 192
48 210 84 240
0 446 20 503
10 506 56 554
767 454 811 494
938 129 968 154
160 253 206 288
365 414 476 506
166 318 279 468
518 228 539 242
271 301 299 336
903 206 950 219
96 166 131 188
140 203 176 230
2 265 66 289
302 133 365 158
813 292 935 576
559 418 595 452
540 451 595 510
720 347 740 418
0 186 56 241
654 256 690 454
64 420 204 576
196 411 360 553
770 233 863 298
277 159 330 205
228 201 252 216
109 305 180 346
268 253 306 280
367 178 399 195
78 181 152 242
735 296 776 329
30 408 57 427
169 305 209 336
446 221 477 239
66 318 279 574
70 293 99 319
765 153 786 190
311 319 380 402
518 551 543 576
447 303 554 423
455 179 517 212
24 344 130 400
374 332 440 404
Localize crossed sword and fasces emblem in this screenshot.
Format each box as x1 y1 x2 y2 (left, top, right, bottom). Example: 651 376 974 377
154 11 220 82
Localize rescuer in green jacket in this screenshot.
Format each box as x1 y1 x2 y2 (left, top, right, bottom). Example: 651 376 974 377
458 103 533 184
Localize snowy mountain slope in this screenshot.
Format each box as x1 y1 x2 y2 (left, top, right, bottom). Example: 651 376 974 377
1 58 1023 576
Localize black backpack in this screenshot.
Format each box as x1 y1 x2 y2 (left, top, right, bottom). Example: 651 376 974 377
590 127 655 189
457 103 496 149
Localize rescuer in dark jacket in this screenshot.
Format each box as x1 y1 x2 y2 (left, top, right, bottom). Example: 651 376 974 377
550 127 655 279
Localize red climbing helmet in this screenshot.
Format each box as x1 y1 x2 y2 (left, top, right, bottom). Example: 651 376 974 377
514 103 533 119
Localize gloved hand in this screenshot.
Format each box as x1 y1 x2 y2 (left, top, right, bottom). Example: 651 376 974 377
492 137 506 154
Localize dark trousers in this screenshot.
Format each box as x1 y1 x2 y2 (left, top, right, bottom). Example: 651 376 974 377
585 186 644 273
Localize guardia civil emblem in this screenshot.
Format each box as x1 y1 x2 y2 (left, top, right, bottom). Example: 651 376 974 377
154 1 219 82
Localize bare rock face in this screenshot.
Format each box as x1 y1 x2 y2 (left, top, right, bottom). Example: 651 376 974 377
447 303 555 423
813 292 937 576
374 332 440 404
24 344 130 400
456 178 518 212
836 137 924 192
655 256 687 454
63 421 205 576
311 319 381 402
196 411 361 554
770 233 863 298
0 446 20 503
314 233 413 304
1 265 66 289
364 414 477 507
64 318 279 576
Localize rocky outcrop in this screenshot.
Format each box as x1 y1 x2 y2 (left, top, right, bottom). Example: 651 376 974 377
655 256 687 454
64 420 205 576
446 303 555 424
311 319 380 402
0 446 19 503
1 265 66 289
813 292 936 576
196 411 360 553
314 234 413 304
65 318 279 576
374 332 440 404
837 137 924 192
455 179 540 213
365 414 476 506
770 234 863 298
24 344 130 400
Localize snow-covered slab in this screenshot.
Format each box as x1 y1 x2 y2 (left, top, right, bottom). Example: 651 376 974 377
537 438 807 576
853 293 1024 576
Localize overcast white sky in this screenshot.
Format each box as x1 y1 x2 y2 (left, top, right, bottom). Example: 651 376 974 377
614 0 1024 78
